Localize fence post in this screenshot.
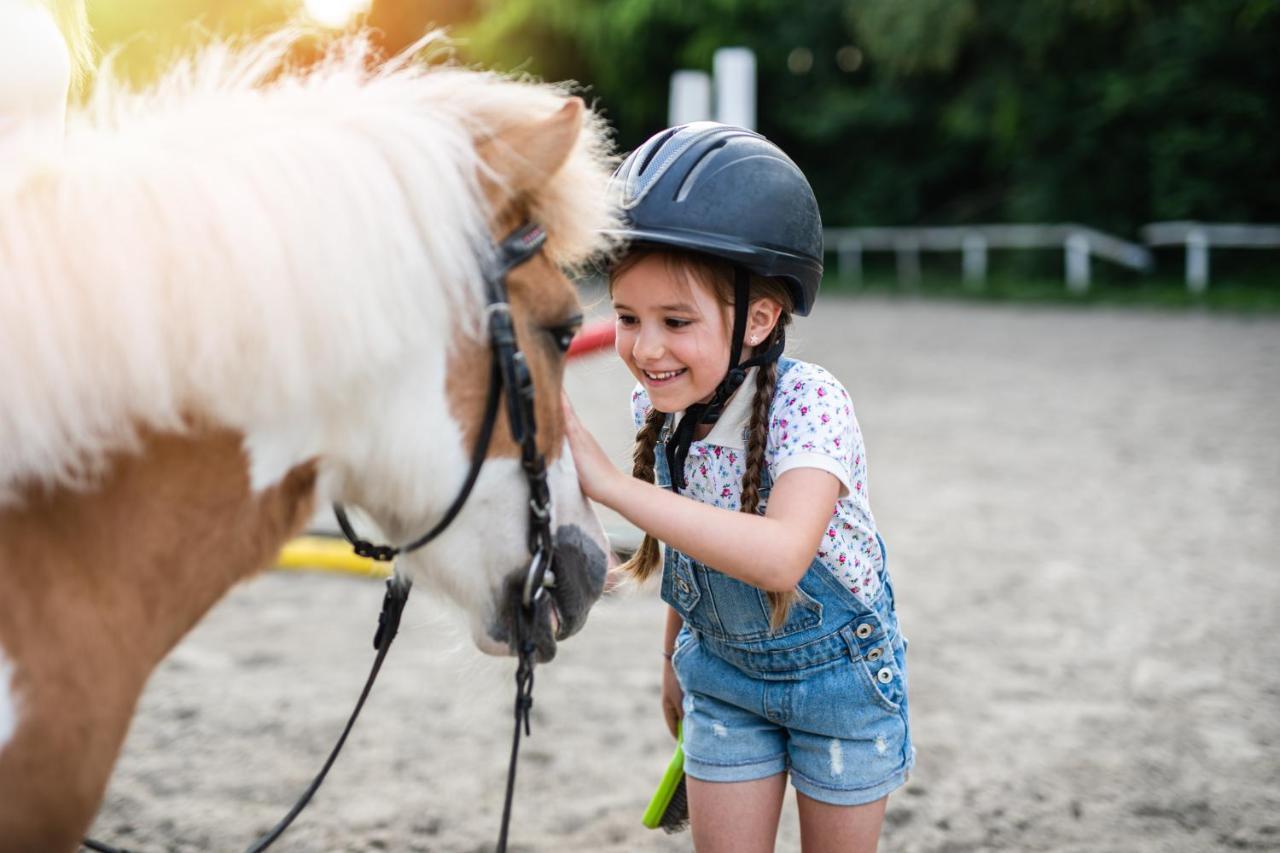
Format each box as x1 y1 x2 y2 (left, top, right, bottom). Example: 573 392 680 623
713 48 756 130
962 233 987 290
895 237 921 290
1065 234 1090 294
838 237 863 289
668 70 712 125
1186 229 1209 294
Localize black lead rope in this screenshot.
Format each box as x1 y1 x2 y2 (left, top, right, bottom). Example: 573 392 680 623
82 578 411 853
496 598 542 853
242 578 410 853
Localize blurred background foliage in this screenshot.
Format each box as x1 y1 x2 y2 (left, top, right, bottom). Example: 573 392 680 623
87 0 1278 237
460 0 1279 234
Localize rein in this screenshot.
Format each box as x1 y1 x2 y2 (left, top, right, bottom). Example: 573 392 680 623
83 221 555 853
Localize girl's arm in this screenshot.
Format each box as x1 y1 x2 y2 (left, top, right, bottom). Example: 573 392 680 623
563 396 839 592
661 606 683 737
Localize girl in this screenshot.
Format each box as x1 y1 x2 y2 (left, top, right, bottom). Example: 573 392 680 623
563 123 913 853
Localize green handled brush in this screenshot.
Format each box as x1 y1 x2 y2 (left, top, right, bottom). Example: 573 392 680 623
642 723 689 833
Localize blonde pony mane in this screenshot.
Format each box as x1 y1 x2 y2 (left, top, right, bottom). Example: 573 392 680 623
0 30 619 502
40 0 92 91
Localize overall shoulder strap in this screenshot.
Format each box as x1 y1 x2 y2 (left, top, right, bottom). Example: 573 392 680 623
653 413 675 489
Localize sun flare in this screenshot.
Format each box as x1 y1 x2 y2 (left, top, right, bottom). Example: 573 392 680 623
302 0 371 29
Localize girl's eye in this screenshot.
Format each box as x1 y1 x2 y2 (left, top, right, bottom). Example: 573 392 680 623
665 318 691 329
616 314 638 328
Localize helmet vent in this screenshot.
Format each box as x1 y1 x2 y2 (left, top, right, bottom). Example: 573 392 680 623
636 127 681 177
674 140 728 203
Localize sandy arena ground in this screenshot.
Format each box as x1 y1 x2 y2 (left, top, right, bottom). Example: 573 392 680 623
89 296 1280 852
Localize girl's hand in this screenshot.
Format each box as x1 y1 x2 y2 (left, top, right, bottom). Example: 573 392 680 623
561 392 624 505
661 659 684 739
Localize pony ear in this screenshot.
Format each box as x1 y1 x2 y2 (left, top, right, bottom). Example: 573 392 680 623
479 97 584 199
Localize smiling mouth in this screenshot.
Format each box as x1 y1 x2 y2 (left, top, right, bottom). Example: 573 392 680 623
643 368 687 383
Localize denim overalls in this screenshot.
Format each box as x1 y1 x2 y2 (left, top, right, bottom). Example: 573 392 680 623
656 363 914 805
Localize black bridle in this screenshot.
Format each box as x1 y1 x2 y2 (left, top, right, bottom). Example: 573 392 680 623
83 221 556 853
334 219 554 572
331 220 556 853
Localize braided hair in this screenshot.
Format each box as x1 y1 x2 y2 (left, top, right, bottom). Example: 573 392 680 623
738 323 795 631
613 250 798 631
615 406 666 582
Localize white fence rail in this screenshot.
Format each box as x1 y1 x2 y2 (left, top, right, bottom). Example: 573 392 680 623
1140 222 1280 294
826 221 1279 293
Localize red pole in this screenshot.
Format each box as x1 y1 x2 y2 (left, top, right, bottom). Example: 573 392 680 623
566 320 616 359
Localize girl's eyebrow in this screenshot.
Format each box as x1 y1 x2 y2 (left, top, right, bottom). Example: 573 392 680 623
613 300 699 313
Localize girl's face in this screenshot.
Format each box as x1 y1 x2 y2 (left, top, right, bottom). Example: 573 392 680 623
611 254 734 413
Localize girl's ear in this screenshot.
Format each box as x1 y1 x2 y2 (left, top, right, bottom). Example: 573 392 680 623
745 297 783 347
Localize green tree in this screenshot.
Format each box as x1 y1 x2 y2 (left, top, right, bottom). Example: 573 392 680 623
462 0 1279 232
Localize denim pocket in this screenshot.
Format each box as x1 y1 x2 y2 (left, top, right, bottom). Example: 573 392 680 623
850 631 906 713
698 566 823 642
662 552 701 618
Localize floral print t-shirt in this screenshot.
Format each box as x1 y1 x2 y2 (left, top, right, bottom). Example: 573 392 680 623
631 358 884 605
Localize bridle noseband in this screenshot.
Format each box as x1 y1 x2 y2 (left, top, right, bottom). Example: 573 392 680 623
84 221 559 853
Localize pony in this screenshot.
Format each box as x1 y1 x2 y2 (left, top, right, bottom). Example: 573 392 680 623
0 25 619 851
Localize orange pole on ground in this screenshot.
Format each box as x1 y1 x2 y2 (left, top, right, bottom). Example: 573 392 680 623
567 320 615 359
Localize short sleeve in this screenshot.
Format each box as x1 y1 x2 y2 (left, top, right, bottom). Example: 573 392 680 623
630 384 653 432
766 365 859 497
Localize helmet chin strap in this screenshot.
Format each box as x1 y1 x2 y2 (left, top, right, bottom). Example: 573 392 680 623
666 267 785 492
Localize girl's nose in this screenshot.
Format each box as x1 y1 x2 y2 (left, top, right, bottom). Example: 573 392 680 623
633 327 665 362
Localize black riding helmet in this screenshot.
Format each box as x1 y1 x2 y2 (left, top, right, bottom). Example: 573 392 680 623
605 123 824 490
605 122 823 315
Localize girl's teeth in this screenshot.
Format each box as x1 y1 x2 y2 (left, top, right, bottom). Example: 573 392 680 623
647 369 682 380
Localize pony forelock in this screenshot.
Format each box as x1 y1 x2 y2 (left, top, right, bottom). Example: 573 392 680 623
0 29 620 501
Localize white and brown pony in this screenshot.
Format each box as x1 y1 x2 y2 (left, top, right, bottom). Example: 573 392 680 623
0 26 618 851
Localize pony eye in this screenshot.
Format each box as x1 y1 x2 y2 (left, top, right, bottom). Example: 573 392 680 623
547 318 582 353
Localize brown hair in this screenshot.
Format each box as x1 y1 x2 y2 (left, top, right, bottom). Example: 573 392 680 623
612 248 798 630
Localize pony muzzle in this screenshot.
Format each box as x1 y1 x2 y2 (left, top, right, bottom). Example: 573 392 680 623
490 524 607 662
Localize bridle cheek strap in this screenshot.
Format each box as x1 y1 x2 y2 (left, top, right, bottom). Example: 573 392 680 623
333 222 549 564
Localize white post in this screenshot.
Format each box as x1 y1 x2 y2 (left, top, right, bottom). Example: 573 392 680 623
713 47 756 130
838 237 863 288
1065 234 1090 294
962 233 987 289
895 238 921 290
669 70 713 127
1186 229 1209 294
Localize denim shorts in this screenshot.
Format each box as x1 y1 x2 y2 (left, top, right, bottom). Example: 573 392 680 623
671 601 914 806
